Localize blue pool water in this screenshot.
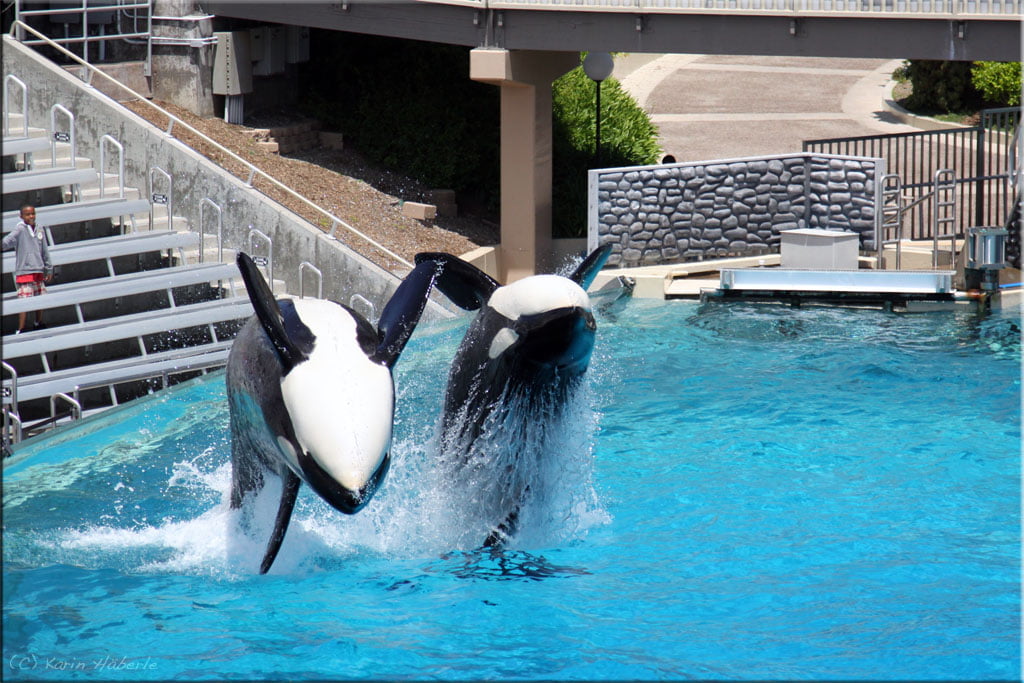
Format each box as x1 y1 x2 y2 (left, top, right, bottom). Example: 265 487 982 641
3 300 1020 680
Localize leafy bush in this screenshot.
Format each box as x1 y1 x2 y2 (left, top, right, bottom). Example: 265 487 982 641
552 65 661 237
971 61 1022 107
899 60 983 113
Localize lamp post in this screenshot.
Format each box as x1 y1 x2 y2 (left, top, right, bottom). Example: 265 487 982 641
582 52 614 166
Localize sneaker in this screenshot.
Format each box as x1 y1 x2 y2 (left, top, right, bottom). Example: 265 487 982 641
33 322 46 330
14 329 23 335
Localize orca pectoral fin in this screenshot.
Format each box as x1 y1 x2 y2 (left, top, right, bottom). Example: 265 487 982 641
415 252 498 311
570 244 613 290
237 252 310 372
259 469 302 574
373 258 442 367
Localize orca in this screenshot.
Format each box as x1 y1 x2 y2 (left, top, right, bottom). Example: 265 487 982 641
226 251 443 573
414 245 612 547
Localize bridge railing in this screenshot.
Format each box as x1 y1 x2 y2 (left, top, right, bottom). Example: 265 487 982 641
426 0 1021 17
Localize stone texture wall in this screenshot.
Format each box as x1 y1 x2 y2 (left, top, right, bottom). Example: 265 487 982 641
588 154 884 268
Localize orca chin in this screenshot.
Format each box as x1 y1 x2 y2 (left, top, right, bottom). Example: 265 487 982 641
298 451 391 515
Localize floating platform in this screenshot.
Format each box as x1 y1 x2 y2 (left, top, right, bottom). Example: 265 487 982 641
702 268 959 308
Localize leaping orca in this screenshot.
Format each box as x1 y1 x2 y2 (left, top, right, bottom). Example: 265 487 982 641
414 245 612 547
226 252 443 573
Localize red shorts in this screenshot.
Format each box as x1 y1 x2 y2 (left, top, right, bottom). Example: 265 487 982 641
16 273 45 298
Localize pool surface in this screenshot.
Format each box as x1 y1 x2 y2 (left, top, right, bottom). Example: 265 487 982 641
3 300 1020 680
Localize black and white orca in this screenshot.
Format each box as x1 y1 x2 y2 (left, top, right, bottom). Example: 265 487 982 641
414 245 612 547
226 252 443 573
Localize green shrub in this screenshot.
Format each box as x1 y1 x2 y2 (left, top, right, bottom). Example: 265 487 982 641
971 61 1022 107
552 65 661 237
900 60 982 113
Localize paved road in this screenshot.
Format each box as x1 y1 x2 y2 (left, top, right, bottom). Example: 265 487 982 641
614 54 921 162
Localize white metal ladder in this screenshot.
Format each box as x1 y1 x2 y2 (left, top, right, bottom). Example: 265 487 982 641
931 169 958 268
880 173 903 269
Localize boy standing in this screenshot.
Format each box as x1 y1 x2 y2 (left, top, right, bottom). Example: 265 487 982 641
2 204 53 333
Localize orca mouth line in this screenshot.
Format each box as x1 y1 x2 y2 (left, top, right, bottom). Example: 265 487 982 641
296 451 391 515
512 307 596 371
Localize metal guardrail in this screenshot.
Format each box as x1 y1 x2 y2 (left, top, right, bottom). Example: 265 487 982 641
12 0 153 66
299 261 323 299
149 165 173 232
98 134 125 199
431 0 1022 16
7 20 414 272
199 197 223 263
349 294 377 324
48 102 75 170
3 74 28 138
805 109 1021 242
248 226 274 286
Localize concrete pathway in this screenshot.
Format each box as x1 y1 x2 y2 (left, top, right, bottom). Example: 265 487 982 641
614 54 920 162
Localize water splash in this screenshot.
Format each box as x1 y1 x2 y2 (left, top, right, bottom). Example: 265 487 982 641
33 376 607 576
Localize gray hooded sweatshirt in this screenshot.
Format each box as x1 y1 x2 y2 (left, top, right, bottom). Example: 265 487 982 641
2 221 52 278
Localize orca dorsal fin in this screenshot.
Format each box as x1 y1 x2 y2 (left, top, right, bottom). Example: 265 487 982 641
570 244 612 290
237 252 311 372
415 252 498 311
373 257 444 367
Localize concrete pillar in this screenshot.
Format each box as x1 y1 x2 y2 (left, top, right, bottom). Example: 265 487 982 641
471 48 578 283
151 0 216 117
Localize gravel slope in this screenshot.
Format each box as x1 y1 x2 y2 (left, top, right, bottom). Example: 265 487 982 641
125 100 498 272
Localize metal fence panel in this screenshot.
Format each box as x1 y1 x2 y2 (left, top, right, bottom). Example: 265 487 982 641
803 108 1020 241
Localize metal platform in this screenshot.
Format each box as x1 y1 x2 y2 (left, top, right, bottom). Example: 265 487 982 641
703 268 959 307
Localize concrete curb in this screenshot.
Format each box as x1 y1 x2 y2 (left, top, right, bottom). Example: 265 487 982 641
881 89 974 132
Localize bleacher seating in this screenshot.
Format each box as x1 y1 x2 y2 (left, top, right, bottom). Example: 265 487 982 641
2 77 251 440
2 230 204 289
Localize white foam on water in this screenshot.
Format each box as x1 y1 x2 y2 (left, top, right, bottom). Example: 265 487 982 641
51 374 610 576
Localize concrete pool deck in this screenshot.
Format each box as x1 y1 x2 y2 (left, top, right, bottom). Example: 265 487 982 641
590 250 1023 312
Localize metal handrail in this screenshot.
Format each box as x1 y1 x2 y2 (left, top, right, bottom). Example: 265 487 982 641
248 227 274 286
149 166 173 232
199 198 223 263
50 392 82 423
3 74 28 138
299 261 323 299
7 20 414 272
99 134 125 199
48 103 76 169
3 408 23 446
443 0 1023 16
2 361 19 414
14 0 152 63
350 294 376 324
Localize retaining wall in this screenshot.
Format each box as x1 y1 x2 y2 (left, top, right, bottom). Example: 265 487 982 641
3 36 455 321
588 153 885 268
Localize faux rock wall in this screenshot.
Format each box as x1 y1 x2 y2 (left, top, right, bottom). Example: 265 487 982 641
588 154 884 268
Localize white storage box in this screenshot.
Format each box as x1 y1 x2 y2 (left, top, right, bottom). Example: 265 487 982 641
781 228 859 270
